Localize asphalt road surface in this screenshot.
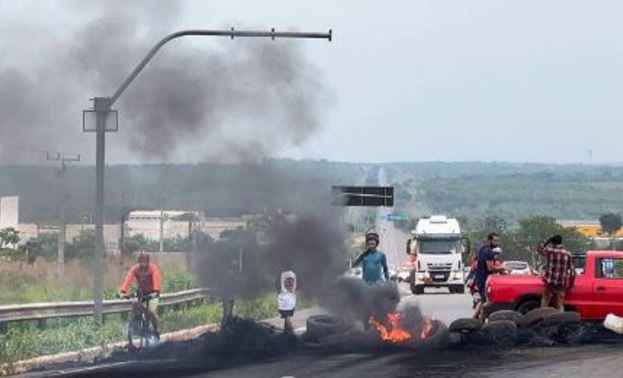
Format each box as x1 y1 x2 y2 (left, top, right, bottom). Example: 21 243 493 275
376 166 406 270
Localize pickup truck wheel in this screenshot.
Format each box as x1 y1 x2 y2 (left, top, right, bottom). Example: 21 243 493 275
516 300 541 315
519 307 558 327
454 285 465 294
488 310 523 325
449 318 483 333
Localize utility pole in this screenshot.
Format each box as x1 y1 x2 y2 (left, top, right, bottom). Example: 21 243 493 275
83 27 332 324
159 208 165 253
46 152 81 278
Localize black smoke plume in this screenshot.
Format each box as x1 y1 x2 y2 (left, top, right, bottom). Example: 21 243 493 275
194 212 349 300
0 1 329 164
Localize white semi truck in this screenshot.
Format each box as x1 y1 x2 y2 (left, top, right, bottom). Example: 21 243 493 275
406 215 467 294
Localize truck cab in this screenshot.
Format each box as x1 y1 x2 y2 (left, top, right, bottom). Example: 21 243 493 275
406 215 466 294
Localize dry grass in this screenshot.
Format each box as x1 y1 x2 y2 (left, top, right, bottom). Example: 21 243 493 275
0 257 194 304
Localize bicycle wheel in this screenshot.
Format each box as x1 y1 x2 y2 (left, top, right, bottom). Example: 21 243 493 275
140 312 151 348
128 316 142 350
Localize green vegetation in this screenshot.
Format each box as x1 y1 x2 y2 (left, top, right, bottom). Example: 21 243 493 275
119 233 216 255
0 228 29 262
466 215 596 267
399 173 623 226
2 229 96 263
0 259 197 304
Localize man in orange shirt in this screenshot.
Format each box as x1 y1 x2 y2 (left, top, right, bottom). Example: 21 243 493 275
120 251 162 339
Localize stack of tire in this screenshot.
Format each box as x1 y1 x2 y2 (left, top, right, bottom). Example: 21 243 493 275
448 308 582 347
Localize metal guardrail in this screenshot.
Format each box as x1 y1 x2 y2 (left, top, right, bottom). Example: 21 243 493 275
0 288 217 325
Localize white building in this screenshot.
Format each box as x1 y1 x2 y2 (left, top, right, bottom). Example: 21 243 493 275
0 196 19 229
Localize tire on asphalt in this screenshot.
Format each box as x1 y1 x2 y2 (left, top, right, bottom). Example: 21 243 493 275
418 319 449 348
482 320 518 346
519 307 559 327
532 311 582 344
446 331 465 347
540 311 581 327
488 310 523 325
305 315 346 340
449 318 483 333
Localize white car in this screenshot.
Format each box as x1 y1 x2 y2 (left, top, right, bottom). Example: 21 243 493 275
504 260 532 276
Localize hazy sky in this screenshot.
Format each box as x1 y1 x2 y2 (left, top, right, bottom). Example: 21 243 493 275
1 0 622 164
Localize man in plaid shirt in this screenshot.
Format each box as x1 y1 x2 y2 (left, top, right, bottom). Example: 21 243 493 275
536 235 575 311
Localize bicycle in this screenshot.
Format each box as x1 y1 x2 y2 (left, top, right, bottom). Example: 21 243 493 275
122 289 157 350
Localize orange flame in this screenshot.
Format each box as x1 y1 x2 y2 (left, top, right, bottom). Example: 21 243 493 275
368 312 412 343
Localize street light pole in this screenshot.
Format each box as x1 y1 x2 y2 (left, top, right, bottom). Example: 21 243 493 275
85 27 331 324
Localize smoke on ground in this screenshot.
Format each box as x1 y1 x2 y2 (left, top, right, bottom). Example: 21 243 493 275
0 1 329 164
325 277 401 326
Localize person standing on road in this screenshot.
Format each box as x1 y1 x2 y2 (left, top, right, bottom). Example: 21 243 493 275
276 270 297 334
536 235 575 312
353 232 389 284
473 232 507 319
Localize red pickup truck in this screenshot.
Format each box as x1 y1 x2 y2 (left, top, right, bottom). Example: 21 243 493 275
486 251 623 320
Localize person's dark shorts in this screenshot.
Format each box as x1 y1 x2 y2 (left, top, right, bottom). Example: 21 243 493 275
279 309 295 318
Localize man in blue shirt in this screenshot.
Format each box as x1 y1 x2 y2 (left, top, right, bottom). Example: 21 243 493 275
353 232 389 284
473 232 506 319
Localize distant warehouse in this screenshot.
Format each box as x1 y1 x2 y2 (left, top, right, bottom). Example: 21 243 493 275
124 209 258 241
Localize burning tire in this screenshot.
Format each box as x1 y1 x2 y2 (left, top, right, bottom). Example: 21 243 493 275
488 310 522 325
482 320 518 346
518 307 558 327
305 315 346 340
449 318 483 333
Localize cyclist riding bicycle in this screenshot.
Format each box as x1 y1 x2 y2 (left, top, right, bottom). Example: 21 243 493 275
120 251 162 340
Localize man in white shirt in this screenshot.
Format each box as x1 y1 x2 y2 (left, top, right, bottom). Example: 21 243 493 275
277 270 297 334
